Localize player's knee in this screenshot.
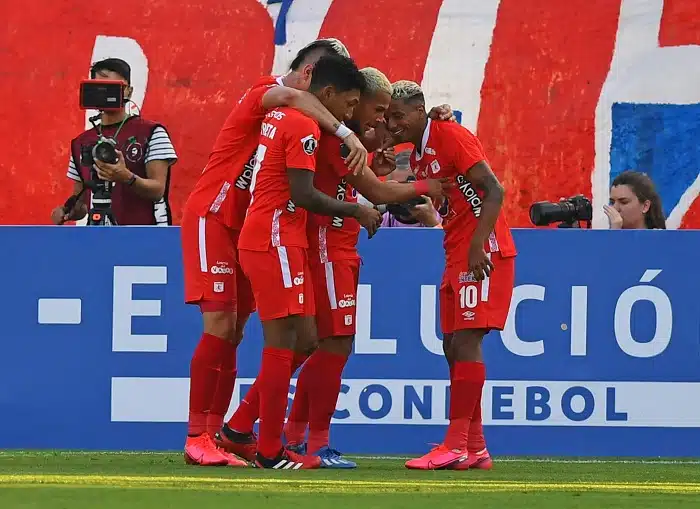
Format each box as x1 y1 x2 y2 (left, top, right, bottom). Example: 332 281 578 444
231 312 252 347
294 316 319 355
442 333 454 362
453 329 487 358
202 310 237 343
319 335 354 357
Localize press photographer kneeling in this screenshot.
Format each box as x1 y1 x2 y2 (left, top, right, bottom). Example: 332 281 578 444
51 58 177 226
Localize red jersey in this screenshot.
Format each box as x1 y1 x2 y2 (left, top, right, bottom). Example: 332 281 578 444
307 133 360 263
238 107 320 251
410 119 517 267
184 75 281 229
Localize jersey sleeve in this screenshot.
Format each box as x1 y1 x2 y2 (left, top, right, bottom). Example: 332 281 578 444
246 81 279 117
448 126 487 173
283 115 320 172
66 155 81 182
145 126 178 164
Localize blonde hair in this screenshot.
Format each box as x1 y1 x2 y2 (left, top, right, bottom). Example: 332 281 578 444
316 38 350 58
391 80 424 102
360 67 392 96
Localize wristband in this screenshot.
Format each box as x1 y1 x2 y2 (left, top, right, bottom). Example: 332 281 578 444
334 123 353 139
412 180 431 196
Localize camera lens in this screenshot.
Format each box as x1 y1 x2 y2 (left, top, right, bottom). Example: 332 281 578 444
529 201 572 226
93 141 118 164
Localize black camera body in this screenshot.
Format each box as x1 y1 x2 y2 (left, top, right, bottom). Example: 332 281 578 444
385 175 428 224
79 136 119 226
529 194 593 228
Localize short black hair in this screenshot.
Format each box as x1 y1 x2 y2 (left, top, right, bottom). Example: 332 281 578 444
290 39 347 71
308 55 366 94
90 58 131 84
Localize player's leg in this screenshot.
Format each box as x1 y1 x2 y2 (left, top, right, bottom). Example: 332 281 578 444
181 211 245 467
446 254 515 471
222 308 311 460
215 249 259 461
283 316 318 450
238 246 320 469
287 259 359 468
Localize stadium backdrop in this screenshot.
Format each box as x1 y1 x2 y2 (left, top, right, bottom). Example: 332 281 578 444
2 227 699 457
2 0 700 229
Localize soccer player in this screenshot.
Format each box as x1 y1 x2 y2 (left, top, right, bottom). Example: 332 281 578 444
283 68 449 468
386 81 518 470
237 54 382 469
180 38 368 467
217 73 457 465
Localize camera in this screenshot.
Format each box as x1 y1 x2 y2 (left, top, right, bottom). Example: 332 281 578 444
529 194 592 228
383 175 428 225
79 136 119 226
79 80 126 111
80 137 119 167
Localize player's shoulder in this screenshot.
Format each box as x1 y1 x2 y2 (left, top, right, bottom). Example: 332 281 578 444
251 74 280 89
433 119 476 139
272 107 319 131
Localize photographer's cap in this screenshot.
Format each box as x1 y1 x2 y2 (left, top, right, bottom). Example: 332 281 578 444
90 58 131 84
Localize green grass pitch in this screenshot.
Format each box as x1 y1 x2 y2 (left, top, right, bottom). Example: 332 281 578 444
1 451 699 508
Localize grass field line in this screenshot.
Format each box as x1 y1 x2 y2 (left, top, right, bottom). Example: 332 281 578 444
2 451 700 465
1 475 700 494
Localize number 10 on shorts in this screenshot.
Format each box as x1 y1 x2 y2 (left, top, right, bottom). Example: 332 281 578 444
459 285 479 309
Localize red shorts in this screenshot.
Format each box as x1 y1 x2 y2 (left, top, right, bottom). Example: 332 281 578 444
238 246 315 321
440 252 515 334
181 209 255 316
310 258 360 339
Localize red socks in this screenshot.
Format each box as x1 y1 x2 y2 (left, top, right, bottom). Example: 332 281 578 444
285 352 318 444
188 333 236 436
468 390 486 452
256 347 294 458
443 361 485 451
206 342 237 436
227 353 308 434
306 351 347 454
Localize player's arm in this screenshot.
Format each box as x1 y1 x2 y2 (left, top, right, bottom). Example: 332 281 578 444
345 168 447 205
465 161 505 280
262 87 367 174
287 168 382 238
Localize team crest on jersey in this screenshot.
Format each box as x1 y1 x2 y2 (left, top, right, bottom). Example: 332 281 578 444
430 160 441 174
425 147 436 155
301 134 318 155
125 138 144 163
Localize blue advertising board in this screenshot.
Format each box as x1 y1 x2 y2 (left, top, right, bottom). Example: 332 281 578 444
1 226 699 457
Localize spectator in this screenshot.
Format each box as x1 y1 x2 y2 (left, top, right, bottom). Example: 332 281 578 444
605 171 666 229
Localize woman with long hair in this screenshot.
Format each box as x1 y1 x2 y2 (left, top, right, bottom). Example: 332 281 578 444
605 171 666 229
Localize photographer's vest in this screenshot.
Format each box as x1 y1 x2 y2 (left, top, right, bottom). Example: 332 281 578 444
70 116 172 226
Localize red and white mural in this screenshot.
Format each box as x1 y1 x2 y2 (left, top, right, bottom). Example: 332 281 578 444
1 0 698 228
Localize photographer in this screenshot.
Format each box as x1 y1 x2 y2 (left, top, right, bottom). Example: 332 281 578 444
605 171 666 229
377 150 441 227
51 58 177 226
529 170 665 230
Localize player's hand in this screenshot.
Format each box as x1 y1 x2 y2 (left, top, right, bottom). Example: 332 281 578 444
468 241 494 282
424 177 452 201
409 198 440 227
428 104 457 122
94 150 133 183
342 133 368 176
354 204 382 239
371 145 396 177
603 204 623 229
